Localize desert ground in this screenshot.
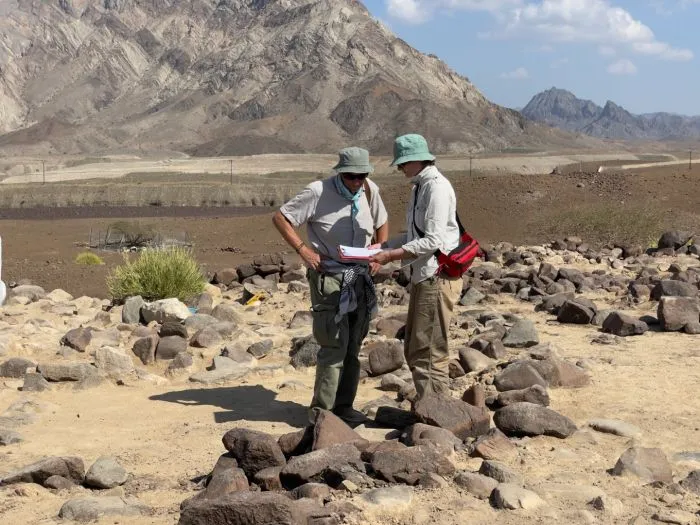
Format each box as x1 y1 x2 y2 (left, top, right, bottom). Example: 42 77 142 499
0 151 699 525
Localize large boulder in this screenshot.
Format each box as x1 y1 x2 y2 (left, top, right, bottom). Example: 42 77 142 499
413 394 490 440
371 445 455 485
222 429 286 479
611 447 673 484
602 312 649 337
494 402 577 439
141 298 192 324
0 456 85 486
657 296 700 332
178 492 304 525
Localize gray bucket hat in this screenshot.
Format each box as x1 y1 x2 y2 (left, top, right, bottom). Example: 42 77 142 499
332 147 374 174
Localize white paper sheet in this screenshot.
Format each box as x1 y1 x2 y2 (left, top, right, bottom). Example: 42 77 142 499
337 245 382 260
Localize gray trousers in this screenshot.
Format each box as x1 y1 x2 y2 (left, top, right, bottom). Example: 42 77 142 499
308 269 370 413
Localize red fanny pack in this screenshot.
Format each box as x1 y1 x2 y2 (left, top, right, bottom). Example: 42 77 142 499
412 185 483 278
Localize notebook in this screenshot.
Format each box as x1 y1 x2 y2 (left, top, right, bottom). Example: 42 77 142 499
337 245 382 261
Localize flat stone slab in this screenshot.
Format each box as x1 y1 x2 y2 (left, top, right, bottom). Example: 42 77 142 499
588 419 642 439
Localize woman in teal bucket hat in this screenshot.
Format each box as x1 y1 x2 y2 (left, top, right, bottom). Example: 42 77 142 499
273 147 389 426
371 134 463 401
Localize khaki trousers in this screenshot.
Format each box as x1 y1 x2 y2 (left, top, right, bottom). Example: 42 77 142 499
404 274 462 400
307 269 370 414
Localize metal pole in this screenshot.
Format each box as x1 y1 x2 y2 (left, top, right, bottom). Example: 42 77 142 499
690 150 692 170
469 155 472 177
230 159 233 184
42 160 45 184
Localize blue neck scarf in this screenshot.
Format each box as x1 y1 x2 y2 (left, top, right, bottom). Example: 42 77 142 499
334 175 362 218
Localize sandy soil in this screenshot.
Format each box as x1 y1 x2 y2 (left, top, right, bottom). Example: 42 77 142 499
0 253 699 525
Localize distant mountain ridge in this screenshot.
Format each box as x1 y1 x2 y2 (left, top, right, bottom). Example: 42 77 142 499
521 87 700 140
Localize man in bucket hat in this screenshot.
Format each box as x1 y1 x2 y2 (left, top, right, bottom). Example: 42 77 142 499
370 134 462 401
273 147 388 426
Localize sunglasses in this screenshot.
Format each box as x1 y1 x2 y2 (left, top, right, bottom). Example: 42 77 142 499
397 163 408 171
342 173 368 181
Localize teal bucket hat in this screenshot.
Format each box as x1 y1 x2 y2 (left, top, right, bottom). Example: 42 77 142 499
332 147 374 174
390 134 436 166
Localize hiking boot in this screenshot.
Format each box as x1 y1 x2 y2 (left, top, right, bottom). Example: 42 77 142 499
332 406 367 428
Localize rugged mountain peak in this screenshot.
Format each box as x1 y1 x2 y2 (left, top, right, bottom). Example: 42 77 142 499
0 0 583 155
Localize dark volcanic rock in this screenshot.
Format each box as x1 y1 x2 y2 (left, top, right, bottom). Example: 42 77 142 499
222 429 286 479
494 402 577 438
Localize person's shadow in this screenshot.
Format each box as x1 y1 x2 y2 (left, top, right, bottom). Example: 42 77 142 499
149 385 308 427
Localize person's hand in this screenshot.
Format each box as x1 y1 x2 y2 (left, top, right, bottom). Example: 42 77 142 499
369 262 381 276
367 243 382 250
370 250 393 267
299 246 321 271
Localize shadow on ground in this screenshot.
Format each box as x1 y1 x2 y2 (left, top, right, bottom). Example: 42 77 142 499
149 385 308 427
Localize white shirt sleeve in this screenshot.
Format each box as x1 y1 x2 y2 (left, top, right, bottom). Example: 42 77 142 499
401 181 451 256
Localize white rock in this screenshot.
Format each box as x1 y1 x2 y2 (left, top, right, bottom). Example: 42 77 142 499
361 486 413 509
141 298 192 324
588 419 642 438
491 483 546 510
95 347 135 379
46 289 74 303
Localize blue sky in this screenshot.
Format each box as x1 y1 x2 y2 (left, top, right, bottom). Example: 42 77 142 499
361 0 700 115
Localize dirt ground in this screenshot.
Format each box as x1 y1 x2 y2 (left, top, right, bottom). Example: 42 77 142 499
1 163 699 298
0 262 698 525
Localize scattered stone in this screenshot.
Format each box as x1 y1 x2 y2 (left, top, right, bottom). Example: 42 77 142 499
371 444 455 485
679 470 700 495
651 280 698 300
288 310 313 328
211 304 243 324
458 348 496 373
289 336 320 369
479 460 523 486
61 327 93 353
462 383 486 407
184 314 218 333
490 483 546 510
530 357 590 388
454 471 498 499
379 373 407 392
588 419 642 439
59 496 149 521
535 292 575 314
248 340 273 359
190 327 222 348
367 340 404 376
0 456 85 486
222 428 286 479
156 336 188 360
481 340 507 360
38 362 98 382
0 429 23 446
132 335 158 365
160 322 189 339
413 394 490 440
502 319 539 348
0 357 36 378
460 287 486 306
253 466 284 491
44 475 76 490
658 231 693 250
470 428 517 462
291 482 331 501
494 402 577 438
122 296 144 324
141 298 192 324
602 311 648 336
590 494 625 516
167 352 194 374
494 361 547 392
312 410 366 451
279 443 364 489
557 300 595 324
403 423 462 451
361 486 413 509
651 511 696 525
418 472 448 489
658 297 700 332
375 317 405 339
85 456 129 489
611 447 673 484
94 347 135 380
493 384 550 408
10 284 46 302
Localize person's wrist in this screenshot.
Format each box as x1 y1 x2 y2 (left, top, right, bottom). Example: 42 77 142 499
294 241 306 254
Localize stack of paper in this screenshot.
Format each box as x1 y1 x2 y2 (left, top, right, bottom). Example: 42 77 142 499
337 245 382 261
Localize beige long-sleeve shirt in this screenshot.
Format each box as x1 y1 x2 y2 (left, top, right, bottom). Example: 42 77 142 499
388 165 460 283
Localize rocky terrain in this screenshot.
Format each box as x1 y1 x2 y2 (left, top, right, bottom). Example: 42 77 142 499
522 88 700 141
0 0 596 157
0 230 699 524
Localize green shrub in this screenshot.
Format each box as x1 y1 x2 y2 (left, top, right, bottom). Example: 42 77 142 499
107 247 206 302
75 251 105 265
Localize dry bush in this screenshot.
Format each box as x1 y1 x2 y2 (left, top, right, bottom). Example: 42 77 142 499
75 251 105 265
107 246 205 302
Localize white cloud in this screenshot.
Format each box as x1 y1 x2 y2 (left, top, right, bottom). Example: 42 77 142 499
599 45 616 56
500 67 530 79
386 0 693 61
607 58 638 74
386 0 430 24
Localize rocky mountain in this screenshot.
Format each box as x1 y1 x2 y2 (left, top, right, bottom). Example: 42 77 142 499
522 87 700 140
0 0 591 156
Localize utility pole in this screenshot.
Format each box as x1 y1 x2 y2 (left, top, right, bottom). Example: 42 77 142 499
469 155 473 177
230 159 233 184
690 150 693 170
42 160 45 185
